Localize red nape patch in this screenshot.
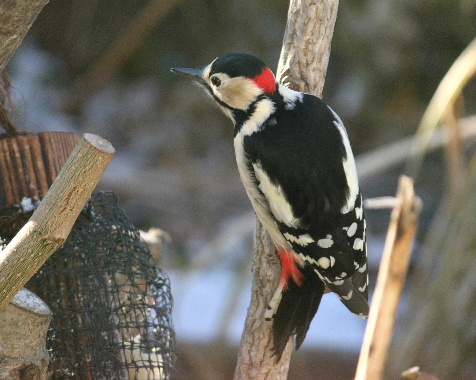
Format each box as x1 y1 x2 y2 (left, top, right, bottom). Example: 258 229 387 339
278 250 304 289
251 67 277 94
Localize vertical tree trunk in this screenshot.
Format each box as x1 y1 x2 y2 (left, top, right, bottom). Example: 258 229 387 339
0 0 49 73
233 1 339 379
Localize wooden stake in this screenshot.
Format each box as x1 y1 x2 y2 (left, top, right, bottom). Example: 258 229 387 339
0 132 80 207
0 134 115 311
355 176 422 380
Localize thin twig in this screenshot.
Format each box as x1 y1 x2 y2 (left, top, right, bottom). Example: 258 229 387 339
363 197 401 210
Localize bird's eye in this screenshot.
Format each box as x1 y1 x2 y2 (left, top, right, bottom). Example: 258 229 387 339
211 76 221 87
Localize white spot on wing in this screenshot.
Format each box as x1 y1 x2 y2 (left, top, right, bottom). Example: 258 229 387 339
333 279 344 285
317 257 330 269
284 232 314 246
342 290 353 300
355 206 363 220
347 222 358 237
353 238 364 251
358 283 367 292
358 263 367 273
330 256 335 267
317 234 334 248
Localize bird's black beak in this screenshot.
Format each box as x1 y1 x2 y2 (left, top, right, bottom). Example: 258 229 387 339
171 67 204 81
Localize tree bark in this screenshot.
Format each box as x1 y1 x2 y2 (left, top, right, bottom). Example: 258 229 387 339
0 134 115 311
0 0 49 73
0 288 52 379
233 1 339 379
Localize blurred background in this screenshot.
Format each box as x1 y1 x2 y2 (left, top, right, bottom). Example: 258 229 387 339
5 0 476 379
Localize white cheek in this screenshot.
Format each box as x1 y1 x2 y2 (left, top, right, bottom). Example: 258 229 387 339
220 78 263 110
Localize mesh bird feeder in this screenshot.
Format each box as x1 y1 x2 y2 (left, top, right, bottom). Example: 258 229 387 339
0 131 176 379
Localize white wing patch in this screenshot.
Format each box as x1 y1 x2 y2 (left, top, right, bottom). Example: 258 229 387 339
234 135 289 249
284 232 315 246
328 106 359 214
252 162 300 228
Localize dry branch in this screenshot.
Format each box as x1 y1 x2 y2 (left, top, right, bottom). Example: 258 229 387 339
0 134 115 310
389 157 476 379
0 0 49 73
355 175 422 380
233 1 339 379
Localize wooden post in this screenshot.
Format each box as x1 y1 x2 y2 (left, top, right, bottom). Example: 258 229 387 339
233 1 339 379
355 176 422 380
0 133 115 311
0 132 80 207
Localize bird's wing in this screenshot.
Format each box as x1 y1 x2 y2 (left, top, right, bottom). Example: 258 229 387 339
244 95 369 315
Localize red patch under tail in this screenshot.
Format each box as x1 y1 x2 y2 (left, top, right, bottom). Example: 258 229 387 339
278 249 304 289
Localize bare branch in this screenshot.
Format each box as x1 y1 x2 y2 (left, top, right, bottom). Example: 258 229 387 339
355 175 422 380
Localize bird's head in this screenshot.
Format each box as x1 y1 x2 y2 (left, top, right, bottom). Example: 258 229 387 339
172 53 277 119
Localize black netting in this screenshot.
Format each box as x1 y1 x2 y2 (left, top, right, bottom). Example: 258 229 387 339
1 191 176 379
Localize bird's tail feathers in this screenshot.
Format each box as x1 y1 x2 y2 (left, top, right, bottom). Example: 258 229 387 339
268 264 325 360
326 277 369 318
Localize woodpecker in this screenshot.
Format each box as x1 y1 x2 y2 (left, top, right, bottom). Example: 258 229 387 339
172 53 369 358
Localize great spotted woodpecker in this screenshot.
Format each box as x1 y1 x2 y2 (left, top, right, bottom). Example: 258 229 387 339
172 53 369 358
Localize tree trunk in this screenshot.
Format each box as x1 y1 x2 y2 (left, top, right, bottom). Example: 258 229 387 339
233 1 339 379
0 0 49 73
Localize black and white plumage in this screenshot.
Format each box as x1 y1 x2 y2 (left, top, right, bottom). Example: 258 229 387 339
172 53 369 358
